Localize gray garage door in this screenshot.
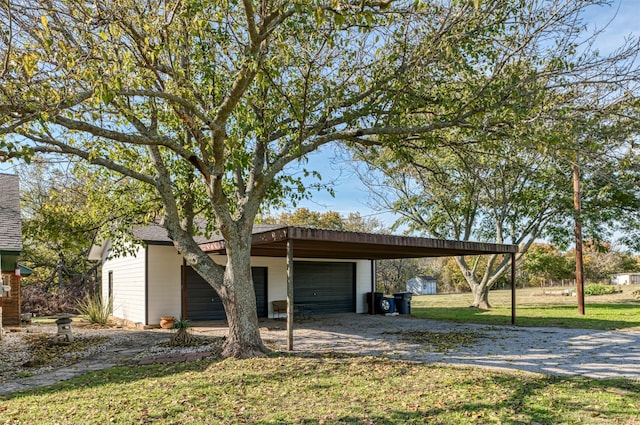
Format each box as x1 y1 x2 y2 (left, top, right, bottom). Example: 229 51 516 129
184 267 268 320
293 262 355 314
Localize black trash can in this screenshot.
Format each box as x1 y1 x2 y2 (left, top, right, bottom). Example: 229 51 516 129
366 292 384 315
394 292 413 314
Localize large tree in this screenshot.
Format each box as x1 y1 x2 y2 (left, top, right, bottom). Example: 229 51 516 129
354 93 639 309
1 0 631 356
357 143 572 307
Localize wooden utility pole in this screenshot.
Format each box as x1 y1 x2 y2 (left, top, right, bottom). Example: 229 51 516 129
573 161 585 315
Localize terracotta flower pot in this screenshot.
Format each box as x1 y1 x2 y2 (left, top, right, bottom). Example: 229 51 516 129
160 316 175 329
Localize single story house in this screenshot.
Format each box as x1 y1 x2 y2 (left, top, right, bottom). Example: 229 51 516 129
89 223 518 327
611 273 640 285
0 173 23 327
407 275 437 295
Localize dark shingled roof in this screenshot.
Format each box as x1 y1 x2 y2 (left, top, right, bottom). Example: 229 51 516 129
0 173 22 252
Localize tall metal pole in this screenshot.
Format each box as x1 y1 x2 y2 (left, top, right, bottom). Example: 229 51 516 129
573 161 586 315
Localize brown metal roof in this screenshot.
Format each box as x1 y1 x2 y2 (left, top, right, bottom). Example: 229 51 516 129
199 226 518 260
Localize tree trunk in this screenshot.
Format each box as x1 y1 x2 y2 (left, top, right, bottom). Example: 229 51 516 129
174 217 268 358
218 231 268 358
455 256 492 309
470 284 492 310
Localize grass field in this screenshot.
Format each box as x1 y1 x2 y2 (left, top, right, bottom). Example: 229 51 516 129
1 285 639 424
412 284 640 331
1 354 639 424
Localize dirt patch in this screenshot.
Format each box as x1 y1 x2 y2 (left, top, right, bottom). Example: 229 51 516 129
19 334 110 368
0 327 117 381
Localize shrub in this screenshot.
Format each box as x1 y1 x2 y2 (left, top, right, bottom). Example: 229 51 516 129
170 318 194 346
584 284 618 296
76 293 112 325
21 280 85 316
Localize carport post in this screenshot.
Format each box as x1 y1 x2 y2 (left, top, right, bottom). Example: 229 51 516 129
511 252 516 325
286 239 294 351
370 260 376 315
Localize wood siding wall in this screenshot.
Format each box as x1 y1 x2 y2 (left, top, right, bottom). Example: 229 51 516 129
0 273 20 325
102 245 147 324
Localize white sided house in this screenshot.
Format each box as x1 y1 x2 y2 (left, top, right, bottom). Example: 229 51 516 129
407 276 437 295
611 273 640 286
89 224 518 327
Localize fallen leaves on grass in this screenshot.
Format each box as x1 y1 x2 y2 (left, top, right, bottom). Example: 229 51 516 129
388 330 488 353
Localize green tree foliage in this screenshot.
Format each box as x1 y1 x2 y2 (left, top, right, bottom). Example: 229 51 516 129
19 162 157 281
357 141 571 307
18 161 157 314
520 243 573 287
565 242 640 283
260 208 346 231
259 208 384 233
2 0 637 355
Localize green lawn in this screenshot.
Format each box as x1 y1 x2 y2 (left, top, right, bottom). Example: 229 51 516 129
412 284 640 331
2 285 639 424
1 354 639 424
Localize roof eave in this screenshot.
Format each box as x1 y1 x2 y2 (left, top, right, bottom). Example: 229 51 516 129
198 226 518 259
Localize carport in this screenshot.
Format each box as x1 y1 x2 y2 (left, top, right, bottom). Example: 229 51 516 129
200 225 518 350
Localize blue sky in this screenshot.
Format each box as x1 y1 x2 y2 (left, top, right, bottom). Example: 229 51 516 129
290 0 640 227
2 0 637 228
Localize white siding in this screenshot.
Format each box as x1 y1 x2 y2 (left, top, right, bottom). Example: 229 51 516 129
104 246 374 324
355 260 372 313
611 273 640 285
102 244 147 324
147 245 183 325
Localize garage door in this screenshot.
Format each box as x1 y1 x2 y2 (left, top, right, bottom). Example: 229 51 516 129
184 267 268 320
293 262 355 314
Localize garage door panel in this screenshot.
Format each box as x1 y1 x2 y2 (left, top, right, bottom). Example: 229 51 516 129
185 267 267 320
293 262 355 314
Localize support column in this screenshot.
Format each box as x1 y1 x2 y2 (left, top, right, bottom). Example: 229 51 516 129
181 259 188 319
286 239 294 351
511 252 516 325
370 260 376 315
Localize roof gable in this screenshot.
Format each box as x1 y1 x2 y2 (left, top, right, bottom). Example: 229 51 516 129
0 173 22 252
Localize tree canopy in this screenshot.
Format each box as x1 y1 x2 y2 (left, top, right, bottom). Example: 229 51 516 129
2 0 638 355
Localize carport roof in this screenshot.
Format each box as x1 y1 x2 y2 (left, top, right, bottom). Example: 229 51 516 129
199 225 518 260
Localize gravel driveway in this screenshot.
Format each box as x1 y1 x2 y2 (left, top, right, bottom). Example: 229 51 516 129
194 313 640 381
2 313 638 395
